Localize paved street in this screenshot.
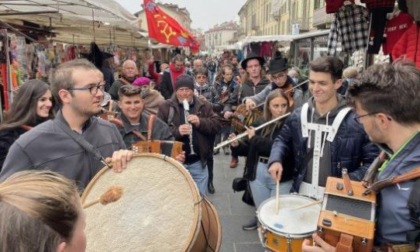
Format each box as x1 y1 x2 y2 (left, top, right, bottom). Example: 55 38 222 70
207 152 264 252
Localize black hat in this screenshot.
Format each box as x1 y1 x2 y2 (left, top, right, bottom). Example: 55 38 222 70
240 53 265 69
175 75 195 90
268 57 288 74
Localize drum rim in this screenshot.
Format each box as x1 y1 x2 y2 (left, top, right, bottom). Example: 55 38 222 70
81 153 202 252
257 194 320 238
191 195 223 252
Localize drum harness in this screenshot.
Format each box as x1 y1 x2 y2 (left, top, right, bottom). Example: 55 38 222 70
56 118 111 171
299 103 352 200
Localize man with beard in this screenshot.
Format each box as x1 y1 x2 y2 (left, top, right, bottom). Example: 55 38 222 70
159 54 187 99
302 61 420 252
0 59 132 190
108 59 138 100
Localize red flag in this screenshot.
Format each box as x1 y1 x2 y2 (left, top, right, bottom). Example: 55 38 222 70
144 0 200 53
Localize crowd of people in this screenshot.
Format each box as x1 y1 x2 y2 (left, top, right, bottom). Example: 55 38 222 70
0 48 419 251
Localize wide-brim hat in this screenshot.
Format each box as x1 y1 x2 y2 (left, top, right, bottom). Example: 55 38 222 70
268 57 288 74
240 53 265 69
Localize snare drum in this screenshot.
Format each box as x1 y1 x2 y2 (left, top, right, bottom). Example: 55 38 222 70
81 153 202 252
257 195 321 252
132 140 183 158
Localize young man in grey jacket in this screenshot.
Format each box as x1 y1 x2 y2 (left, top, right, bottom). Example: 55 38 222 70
1 59 132 190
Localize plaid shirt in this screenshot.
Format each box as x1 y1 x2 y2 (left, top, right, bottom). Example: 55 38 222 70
327 4 370 55
361 0 395 10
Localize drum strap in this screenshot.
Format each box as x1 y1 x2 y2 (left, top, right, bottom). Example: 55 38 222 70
56 119 110 169
147 115 156 141
300 103 352 199
119 78 131 86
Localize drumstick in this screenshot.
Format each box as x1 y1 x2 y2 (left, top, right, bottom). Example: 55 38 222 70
275 179 280 214
290 199 323 211
83 185 123 209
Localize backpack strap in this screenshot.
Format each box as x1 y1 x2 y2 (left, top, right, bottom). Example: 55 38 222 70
364 167 420 194
147 114 156 141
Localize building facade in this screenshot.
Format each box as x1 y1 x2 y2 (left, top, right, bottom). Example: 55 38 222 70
204 21 239 52
238 0 318 38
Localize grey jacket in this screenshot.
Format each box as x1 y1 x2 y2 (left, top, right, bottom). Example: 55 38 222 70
375 133 420 244
116 112 173 148
0 112 126 190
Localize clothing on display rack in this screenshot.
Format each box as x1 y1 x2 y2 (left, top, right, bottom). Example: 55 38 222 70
392 22 420 69
383 11 414 55
327 3 370 55
368 7 395 54
325 0 355 14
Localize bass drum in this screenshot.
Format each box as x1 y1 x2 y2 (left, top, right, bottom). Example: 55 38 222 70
81 153 202 252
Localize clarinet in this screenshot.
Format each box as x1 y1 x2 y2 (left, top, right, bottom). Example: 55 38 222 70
182 99 196 155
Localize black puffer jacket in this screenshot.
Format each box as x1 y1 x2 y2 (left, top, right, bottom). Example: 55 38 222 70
268 97 379 192
0 127 27 169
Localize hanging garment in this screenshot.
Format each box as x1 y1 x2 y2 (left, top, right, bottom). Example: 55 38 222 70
327 4 370 55
392 22 420 69
368 7 395 54
325 0 355 14
361 0 396 10
383 12 414 54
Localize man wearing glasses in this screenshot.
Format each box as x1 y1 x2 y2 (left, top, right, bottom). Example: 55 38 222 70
244 56 304 110
1 59 132 190
267 56 378 200
302 61 420 251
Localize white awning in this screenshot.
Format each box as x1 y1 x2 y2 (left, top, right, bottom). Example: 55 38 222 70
240 35 295 47
0 0 148 47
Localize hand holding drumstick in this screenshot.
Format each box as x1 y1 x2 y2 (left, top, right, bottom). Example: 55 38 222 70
83 185 124 209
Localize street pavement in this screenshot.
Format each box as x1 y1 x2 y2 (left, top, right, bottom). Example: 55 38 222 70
207 152 264 252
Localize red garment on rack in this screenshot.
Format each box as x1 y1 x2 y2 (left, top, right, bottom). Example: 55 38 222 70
383 13 414 54
392 22 420 69
361 0 395 10
325 0 355 14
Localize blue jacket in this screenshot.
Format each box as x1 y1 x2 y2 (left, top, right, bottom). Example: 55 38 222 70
268 98 378 192
375 133 420 244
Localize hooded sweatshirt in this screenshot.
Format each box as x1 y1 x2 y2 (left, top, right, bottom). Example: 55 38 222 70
304 95 348 187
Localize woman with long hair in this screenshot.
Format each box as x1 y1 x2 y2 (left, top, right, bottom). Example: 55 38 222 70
0 79 54 168
230 89 294 230
0 170 85 252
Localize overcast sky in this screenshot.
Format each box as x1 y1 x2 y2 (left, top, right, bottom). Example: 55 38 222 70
116 0 247 31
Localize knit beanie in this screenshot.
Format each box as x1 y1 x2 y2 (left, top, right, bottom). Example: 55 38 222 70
175 74 195 90
132 77 151 87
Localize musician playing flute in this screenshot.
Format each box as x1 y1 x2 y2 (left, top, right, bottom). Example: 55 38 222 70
230 89 295 231
268 56 378 200
303 60 420 252
157 75 223 195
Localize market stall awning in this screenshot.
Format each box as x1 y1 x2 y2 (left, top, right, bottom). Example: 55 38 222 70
240 35 295 47
0 0 148 47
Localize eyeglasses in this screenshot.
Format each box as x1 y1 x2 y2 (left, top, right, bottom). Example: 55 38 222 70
68 82 106 95
354 112 377 124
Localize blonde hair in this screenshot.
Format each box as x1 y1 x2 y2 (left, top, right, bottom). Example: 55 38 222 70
0 171 80 252
261 89 290 138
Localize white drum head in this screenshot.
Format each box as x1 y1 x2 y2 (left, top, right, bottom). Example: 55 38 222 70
257 195 320 238
81 153 201 252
